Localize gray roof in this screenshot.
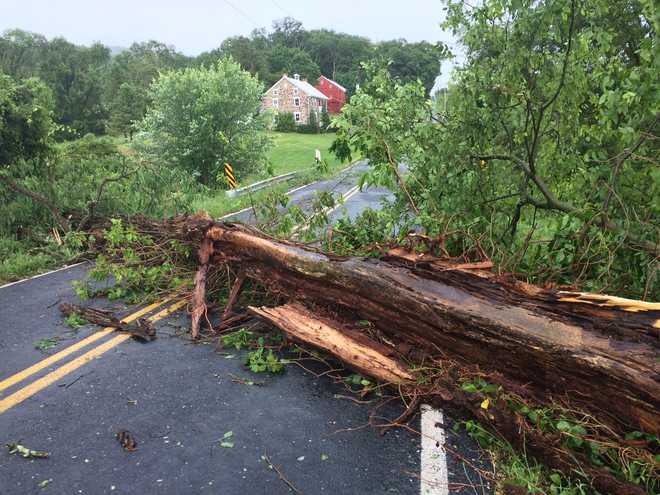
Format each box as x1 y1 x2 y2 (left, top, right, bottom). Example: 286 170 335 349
273 75 328 100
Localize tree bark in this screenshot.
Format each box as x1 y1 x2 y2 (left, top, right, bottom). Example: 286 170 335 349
202 222 659 435
190 237 213 339
249 302 414 384
59 303 155 341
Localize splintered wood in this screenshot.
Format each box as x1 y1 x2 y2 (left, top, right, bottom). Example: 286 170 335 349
249 303 414 384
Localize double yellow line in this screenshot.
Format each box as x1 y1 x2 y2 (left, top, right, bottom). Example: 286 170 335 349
0 297 187 415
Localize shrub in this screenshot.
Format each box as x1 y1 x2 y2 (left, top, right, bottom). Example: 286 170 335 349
320 108 332 132
138 58 271 187
275 112 297 132
296 111 321 134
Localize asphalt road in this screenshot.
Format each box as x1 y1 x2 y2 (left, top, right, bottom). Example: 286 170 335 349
0 164 493 495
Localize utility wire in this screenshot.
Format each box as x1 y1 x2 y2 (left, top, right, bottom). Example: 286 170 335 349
221 0 260 29
271 0 294 18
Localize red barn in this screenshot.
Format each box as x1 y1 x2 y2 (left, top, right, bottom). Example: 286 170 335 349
315 75 346 114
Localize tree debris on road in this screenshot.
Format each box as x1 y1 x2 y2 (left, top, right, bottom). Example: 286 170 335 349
116 430 137 452
6 442 50 459
84 213 659 494
59 303 156 341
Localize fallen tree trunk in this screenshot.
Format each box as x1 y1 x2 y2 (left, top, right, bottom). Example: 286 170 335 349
105 214 658 493
198 221 659 436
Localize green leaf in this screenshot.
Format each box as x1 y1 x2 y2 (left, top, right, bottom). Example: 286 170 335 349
556 420 572 432
461 382 478 393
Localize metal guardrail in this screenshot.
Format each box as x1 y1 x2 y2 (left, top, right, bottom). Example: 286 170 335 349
224 171 299 198
224 158 366 199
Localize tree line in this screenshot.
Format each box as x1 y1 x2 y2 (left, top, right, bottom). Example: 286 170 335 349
0 18 446 140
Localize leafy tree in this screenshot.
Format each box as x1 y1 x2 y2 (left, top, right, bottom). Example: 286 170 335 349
138 58 271 186
271 17 307 50
0 73 54 165
332 0 659 299
105 41 190 138
374 40 447 93
0 29 48 79
267 46 320 85
0 30 110 137
306 29 372 92
46 39 110 137
218 36 270 80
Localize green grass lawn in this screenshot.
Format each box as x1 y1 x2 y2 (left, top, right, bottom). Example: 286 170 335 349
266 131 343 176
193 131 355 218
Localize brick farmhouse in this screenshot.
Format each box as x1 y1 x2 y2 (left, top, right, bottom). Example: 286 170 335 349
315 75 346 114
262 74 329 126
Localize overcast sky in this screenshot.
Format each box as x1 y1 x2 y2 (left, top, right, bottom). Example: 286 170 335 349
2 0 459 88
2 0 455 53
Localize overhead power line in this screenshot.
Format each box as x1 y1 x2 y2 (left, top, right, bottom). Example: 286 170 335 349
221 0 260 29
271 0 294 18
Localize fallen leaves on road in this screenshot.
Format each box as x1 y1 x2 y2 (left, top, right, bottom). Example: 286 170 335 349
116 430 137 452
6 442 50 458
219 431 234 448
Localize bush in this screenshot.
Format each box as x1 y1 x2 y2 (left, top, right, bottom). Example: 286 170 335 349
299 110 320 134
275 112 297 132
320 108 332 131
139 58 271 187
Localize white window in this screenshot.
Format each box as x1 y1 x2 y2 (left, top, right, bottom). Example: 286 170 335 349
294 97 300 107
294 112 301 122
272 98 279 108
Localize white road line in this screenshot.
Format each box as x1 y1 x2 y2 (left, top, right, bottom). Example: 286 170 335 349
291 184 361 236
420 404 449 495
218 180 321 221
0 261 88 290
218 159 364 221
